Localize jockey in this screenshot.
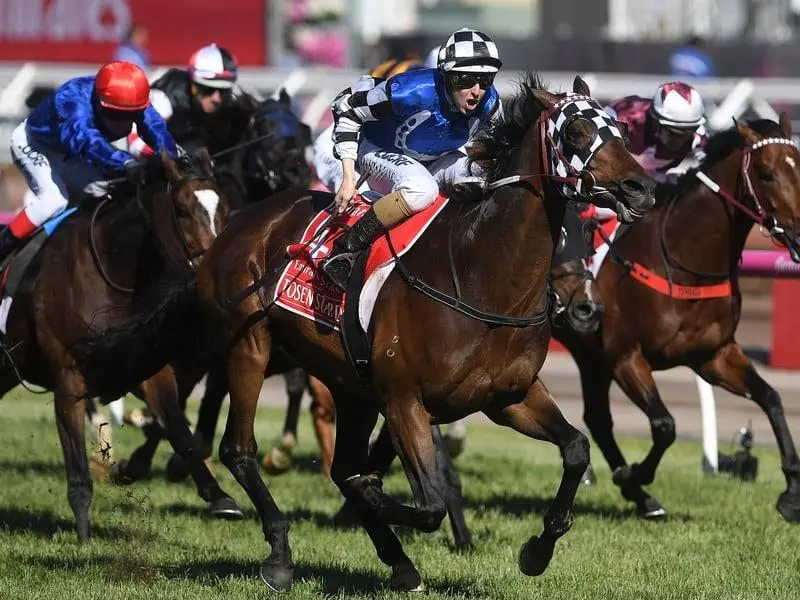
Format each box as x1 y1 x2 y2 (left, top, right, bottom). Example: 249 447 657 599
580 81 707 222
320 28 503 290
312 57 426 194
129 43 258 157
0 61 177 263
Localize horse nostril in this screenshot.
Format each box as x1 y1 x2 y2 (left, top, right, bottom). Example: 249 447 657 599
572 302 594 320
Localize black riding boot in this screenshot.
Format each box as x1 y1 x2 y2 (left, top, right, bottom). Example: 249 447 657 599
0 226 20 265
321 209 385 291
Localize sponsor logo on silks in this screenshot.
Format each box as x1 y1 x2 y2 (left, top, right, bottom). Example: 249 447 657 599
373 151 414 167
18 144 47 168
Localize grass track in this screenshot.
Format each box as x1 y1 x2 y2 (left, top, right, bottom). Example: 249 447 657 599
0 387 797 599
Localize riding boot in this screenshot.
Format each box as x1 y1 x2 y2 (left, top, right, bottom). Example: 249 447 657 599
0 226 20 265
321 190 412 291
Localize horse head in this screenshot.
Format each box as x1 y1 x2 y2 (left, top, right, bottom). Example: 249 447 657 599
144 149 228 270
239 90 313 198
549 206 604 333
473 75 655 225
732 117 800 261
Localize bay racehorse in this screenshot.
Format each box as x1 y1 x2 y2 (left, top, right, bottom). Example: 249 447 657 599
94 92 314 488
187 74 655 592
559 118 800 521
0 152 237 541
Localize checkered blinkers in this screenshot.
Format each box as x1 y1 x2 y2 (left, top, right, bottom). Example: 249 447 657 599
545 95 624 197
438 28 502 73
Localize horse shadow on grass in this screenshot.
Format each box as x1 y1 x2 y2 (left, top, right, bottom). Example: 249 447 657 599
0 458 66 478
25 553 483 597
0 507 137 540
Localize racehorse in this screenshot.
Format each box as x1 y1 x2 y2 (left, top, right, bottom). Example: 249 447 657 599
185 74 655 592
558 117 800 521
100 91 315 486
0 151 236 541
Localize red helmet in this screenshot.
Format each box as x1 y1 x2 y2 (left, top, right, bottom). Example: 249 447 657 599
95 61 150 111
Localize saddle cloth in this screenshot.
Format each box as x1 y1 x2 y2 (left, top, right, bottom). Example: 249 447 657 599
274 194 449 331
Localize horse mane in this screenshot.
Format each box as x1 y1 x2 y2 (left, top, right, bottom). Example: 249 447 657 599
676 118 786 195
469 72 555 183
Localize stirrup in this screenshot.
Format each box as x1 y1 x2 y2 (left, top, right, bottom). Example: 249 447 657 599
321 251 358 292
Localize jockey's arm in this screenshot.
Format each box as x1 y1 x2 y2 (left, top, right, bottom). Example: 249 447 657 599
57 96 132 173
127 88 173 159
331 78 394 163
137 104 179 159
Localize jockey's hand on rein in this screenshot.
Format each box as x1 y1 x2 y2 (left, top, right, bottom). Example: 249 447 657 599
124 160 147 187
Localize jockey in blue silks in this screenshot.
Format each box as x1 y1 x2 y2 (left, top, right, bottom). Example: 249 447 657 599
319 27 503 291
0 61 177 262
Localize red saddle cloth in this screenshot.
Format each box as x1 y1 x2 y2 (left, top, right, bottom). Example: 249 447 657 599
274 193 449 330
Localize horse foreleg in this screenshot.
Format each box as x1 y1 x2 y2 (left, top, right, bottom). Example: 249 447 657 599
484 378 589 577
610 350 674 518
431 424 472 551
221 331 294 593
142 365 243 520
696 342 800 522
308 375 335 477
330 401 423 591
54 372 93 542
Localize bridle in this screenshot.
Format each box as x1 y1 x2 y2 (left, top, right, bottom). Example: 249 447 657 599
660 135 800 280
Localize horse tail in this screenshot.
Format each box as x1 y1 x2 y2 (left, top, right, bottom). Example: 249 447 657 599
70 277 201 400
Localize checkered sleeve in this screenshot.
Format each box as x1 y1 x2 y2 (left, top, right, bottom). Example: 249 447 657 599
331 78 395 161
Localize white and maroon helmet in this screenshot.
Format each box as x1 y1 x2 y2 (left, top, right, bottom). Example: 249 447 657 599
188 43 238 89
651 81 705 128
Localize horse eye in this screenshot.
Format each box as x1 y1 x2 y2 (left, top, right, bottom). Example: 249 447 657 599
175 204 193 217
756 166 776 183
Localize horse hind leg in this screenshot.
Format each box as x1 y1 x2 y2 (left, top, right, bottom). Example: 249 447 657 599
308 375 335 477
696 342 800 522
330 401 424 591
610 351 675 519
220 330 293 592
484 378 590 577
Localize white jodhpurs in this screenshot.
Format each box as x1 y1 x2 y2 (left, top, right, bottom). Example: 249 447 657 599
10 120 112 227
313 126 479 213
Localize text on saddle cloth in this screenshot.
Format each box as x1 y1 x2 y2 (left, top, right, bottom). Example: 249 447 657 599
274 194 449 332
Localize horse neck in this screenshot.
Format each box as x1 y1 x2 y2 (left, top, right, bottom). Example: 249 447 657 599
663 150 754 276
457 143 561 312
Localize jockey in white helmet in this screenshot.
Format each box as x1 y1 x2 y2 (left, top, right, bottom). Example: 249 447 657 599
320 28 503 291
582 81 707 222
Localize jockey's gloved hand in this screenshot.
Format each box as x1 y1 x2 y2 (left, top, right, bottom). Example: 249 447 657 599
124 160 147 186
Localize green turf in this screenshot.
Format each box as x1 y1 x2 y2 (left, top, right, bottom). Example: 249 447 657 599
0 386 797 600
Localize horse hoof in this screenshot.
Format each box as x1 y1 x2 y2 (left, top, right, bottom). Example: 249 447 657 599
637 498 668 520
164 453 190 483
259 562 294 593
390 564 425 592
208 497 245 520
776 491 800 523
262 447 294 475
110 461 135 485
518 537 554 577
453 537 474 553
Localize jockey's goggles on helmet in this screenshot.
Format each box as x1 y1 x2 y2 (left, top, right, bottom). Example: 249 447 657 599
194 83 231 98
658 123 696 139
448 72 495 90
101 106 141 123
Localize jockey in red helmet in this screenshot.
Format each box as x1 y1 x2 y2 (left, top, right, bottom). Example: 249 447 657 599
0 61 177 262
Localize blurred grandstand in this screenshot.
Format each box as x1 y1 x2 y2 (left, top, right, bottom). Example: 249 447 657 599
3 0 800 210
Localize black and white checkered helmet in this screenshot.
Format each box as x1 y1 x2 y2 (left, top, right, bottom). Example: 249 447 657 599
437 28 502 73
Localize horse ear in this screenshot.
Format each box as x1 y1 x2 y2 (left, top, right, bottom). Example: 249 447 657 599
780 112 793 138
531 89 559 110
573 76 591 96
733 118 759 144
278 87 292 109
161 149 180 181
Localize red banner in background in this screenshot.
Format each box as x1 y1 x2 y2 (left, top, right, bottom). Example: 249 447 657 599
0 0 266 65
